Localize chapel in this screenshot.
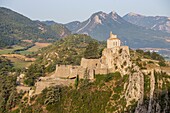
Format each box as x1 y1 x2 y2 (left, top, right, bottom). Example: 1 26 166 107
107 32 121 48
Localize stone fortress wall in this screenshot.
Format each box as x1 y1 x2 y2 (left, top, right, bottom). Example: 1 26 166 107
54 65 86 79
33 32 170 96
53 32 130 79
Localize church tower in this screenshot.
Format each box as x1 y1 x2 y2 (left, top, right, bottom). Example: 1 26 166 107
107 32 121 48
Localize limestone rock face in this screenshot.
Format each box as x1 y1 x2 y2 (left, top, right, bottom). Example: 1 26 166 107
125 65 144 106
101 46 131 76
134 70 170 113
101 46 145 108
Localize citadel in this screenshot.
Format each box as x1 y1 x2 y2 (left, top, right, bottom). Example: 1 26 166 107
34 32 131 94
54 32 130 79
17 32 170 110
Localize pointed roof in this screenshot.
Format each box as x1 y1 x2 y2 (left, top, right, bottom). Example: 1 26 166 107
108 31 120 40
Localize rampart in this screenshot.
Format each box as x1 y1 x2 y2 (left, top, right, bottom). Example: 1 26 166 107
53 46 130 79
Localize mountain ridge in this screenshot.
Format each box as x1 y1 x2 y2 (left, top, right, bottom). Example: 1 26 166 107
65 11 170 48
1 7 170 49
0 7 71 47
123 12 170 33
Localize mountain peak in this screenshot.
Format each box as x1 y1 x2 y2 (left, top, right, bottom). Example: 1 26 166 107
93 15 102 24
109 11 118 16
92 11 105 16
91 11 107 18
127 12 144 17
90 11 107 22
109 11 121 21
110 11 116 14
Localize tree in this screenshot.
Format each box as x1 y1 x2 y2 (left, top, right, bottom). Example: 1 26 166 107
84 41 99 59
75 75 79 89
136 49 144 54
24 64 45 86
44 86 61 105
151 52 164 61
0 94 6 113
6 90 18 110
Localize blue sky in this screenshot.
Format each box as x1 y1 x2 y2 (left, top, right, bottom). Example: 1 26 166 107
0 0 170 23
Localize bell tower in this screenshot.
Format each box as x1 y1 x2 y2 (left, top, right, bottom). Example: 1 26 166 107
107 32 121 48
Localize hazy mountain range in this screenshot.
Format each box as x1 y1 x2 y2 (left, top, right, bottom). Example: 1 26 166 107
123 12 170 33
65 11 170 48
0 7 170 48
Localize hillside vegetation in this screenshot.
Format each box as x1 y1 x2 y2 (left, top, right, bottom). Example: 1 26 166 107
13 70 170 113
0 57 22 113
0 7 70 48
24 34 105 86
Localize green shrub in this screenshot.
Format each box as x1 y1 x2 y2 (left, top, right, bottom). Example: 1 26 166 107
104 73 114 82
148 61 154 64
113 86 124 94
158 61 166 67
112 94 120 100
136 49 144 54
113 72 121 80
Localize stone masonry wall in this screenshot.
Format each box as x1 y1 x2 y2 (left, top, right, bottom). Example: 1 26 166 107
54 46 131 79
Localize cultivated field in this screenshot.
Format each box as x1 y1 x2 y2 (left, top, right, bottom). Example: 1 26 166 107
19 42 51 55
0 42 51 68
8 57 33 68
0 45 24 54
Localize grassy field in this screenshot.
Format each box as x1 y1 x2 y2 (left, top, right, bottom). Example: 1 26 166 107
19 42 51 55
8 57 33 68
0 45 24 54
0 43 51 55
0 43 51 68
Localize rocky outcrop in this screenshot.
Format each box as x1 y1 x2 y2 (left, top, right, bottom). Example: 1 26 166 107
101 46 131 76
125 65 144 107
147 70 155 113
134 70 170 113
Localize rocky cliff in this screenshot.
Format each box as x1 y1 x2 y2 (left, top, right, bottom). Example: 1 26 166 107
99 46 170 113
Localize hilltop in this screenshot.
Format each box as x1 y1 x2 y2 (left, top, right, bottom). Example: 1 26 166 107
13 35 170 113
0 7 70 48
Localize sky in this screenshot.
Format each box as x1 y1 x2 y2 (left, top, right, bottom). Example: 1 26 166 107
0 0 170 24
